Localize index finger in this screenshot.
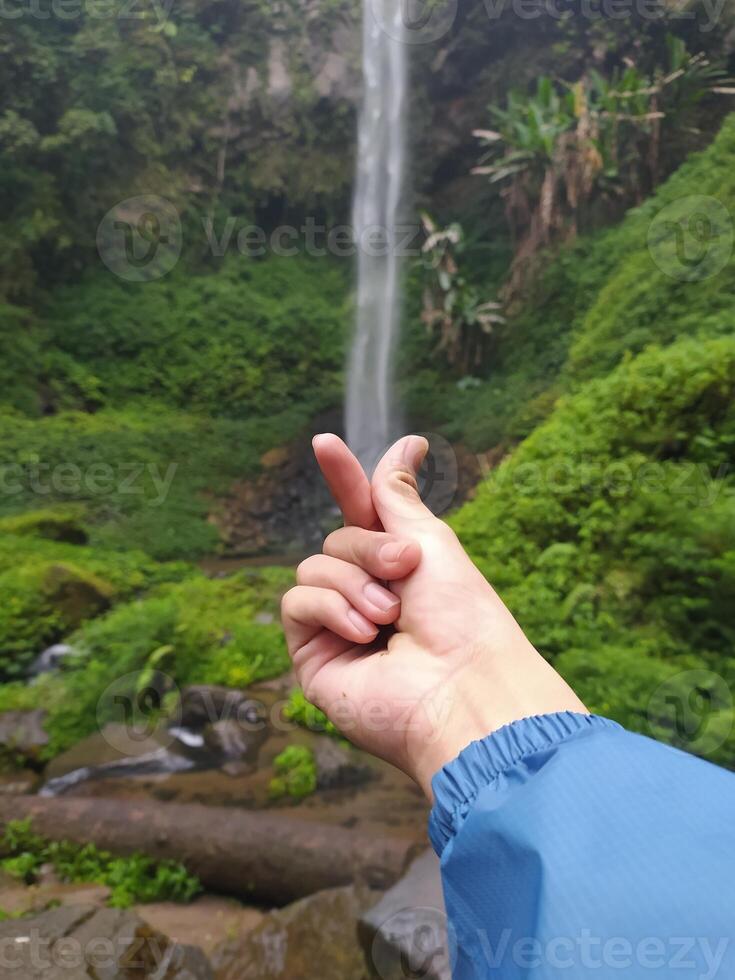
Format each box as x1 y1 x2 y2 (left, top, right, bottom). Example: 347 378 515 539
312 433 381 529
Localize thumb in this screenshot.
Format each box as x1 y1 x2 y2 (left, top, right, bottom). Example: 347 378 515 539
371 435 435 535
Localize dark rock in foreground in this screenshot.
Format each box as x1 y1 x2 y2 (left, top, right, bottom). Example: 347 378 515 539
0 904 212 979
360 849 452 980
313 735 374 790
211 885 373 980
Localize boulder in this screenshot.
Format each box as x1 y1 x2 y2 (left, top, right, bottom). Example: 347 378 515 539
0 510 87 545
211 885 373 980
0 876 111 918
178 686 265 730
40 562 113 628
201 719 268 770
0 904 212 979
359 850 453 980
313 736 373 790
0 709 48 764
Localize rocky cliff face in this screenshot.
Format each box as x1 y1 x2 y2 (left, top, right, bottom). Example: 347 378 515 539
210 0 733 228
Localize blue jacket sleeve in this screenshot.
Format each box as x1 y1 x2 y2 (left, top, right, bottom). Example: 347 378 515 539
429 712 735 979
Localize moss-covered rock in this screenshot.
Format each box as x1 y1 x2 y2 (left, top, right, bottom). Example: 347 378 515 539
39 562 113 627
0 508 87 545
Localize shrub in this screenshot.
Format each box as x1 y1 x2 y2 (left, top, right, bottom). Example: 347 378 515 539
0 404 314 559
282 688 339 737
268 745 317 800
39 256 348 421
0 535 192 679
451 337 735 766
42 568 293 755
0 819 200 908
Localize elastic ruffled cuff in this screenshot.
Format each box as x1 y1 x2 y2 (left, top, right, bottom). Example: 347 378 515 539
429 712 621 855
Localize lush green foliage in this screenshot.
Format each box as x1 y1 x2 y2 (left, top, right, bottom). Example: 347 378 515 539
566 117 735 384
36 256 348 420
0 0 357 305
0 532 190 679
451 117 735 766
269 745 317 800
42 568 291 755
283 687 339 737
1 819 200 908
0 403 315 560
0 255 348 561
475 36 730 292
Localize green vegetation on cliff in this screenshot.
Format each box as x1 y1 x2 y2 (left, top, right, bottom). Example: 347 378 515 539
450 115 735 765
1 4 733 781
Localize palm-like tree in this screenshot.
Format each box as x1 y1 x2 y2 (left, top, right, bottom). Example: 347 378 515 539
420 214 505 372
474 37 732 298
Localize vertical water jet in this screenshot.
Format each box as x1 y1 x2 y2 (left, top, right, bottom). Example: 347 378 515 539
346 0 408 472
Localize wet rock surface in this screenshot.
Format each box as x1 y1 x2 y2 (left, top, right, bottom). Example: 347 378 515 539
208 414 341 557
211 885 373 980
29 644 76 677
0 672 435 974
179 686 264 731
0 768 40 795
207 426 485 558
313 735 373 790
0 904 213 979
133 895 264 957
360 850 452 980
0 709 49 765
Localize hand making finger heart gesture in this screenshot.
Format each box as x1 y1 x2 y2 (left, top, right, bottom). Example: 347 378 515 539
281 433 586 796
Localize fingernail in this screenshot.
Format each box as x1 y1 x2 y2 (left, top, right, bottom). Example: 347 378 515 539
401 435 429 470
347 608 377 636
363 581 399 612
380 542 406 564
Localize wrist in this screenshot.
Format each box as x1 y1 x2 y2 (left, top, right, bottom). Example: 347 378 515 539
409 647 588 799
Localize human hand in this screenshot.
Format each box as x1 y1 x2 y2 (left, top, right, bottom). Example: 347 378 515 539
281 433 586 797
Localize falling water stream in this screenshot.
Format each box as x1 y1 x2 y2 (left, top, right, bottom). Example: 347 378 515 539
346 0 408 472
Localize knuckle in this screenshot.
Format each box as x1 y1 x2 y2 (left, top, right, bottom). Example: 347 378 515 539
390 464 419 495
295 555 320 584
322 529 342 556
280 586 299 616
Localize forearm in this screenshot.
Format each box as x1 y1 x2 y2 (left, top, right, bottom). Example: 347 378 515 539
412 640 587 798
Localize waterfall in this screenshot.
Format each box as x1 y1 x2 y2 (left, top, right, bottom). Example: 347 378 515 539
346 0 408 473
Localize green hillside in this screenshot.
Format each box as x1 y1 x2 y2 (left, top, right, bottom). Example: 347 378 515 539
452 116 735 765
